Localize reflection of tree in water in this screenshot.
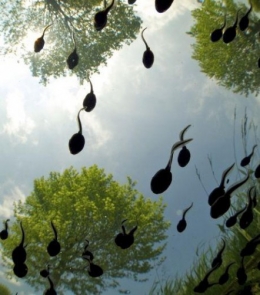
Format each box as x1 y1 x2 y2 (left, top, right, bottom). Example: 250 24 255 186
188 0 260 97
0 0 142 84
0 165 170 295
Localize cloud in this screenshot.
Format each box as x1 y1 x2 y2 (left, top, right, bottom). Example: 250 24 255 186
0 182 26 218
2 91 35 143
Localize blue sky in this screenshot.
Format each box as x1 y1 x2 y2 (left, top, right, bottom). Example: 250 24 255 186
0 0 259 294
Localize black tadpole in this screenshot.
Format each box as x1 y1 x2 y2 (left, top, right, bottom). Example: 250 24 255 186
84 257 103 278
239 1 253 31
12 221 27 265
225 204 247 228
239 186 255 229
208 163 234 206
13 263 28 278
83 79 96 112
69 107 86 155
141 28 154 69
177 124 191 167
34 24 52 53
94 0 114 31
240 144 257 167
193 265 219 293
210 15 226 42
155 0 174 13
223 10 241 44
210 172 249 219
115 219 137 249
0 219 10 240
218 262 235 285
150 137 193 194
47 221 61 257
211 238 226 269
45 276 57 295
176 202 193 233
40 264 51 278
67 31 79 70
237 257 247 285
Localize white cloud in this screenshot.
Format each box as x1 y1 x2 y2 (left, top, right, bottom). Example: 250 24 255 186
0 182 26 218
2 91 35 143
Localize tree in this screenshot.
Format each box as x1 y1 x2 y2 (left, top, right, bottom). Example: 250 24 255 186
0 0 142 84
0 165 170 295
188 0 260 97
149 112 260 294
0 284 11 295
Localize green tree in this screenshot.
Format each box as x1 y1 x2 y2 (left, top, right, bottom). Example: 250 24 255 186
188 0 260 96
0 284 11 295
0 0 142 84
149 112 260 294
0 165 169 295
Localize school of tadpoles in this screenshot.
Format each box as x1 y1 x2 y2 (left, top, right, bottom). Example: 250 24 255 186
2 0 260 294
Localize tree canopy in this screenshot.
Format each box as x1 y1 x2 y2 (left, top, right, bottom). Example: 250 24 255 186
0 0 142 84
0 165 170 294
0 284 11 295
188 0 260 97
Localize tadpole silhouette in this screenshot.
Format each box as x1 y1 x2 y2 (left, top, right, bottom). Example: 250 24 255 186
239 1 253 31
0 219 9 240
208 163 234 206
239 186 255 229
40 264 50 278
128 0 136 4
13 263 28 278
240 233 260 257
218 262 235 285
211 238 226 268
47 221 61 257
12 222 27 265
223 10 241 44
141 28 154 69
94 0 115 31
237 257 247 285
84 257 103 277
69 107 86 155
210 172 249 219
225 204 247 228
67 32 79 70
240 145 257 167
150 137 193 194
254 163 260 178
176 202 193 233
82 239 94 261
45 276 57 295
251 186 257 208
115 219 137 249
177 124 191 167
193 265 219 293
155 0 174 13
210 15 226 42
83 79 96 112
34 24 52 53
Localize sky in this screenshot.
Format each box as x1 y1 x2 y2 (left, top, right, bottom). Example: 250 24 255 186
0 0 259 294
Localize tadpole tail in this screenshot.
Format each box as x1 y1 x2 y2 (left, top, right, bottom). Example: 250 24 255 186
105 0 115 12
219 163 235 188
166 138 193 170
4 219 9 230
179 124 191 141
88 78 93 93
51 221 58 240
182 202 193 219
47 276 54 289
20 221 25 246
77 107 86 134
141 28 149 50
42 23 53 37
225 171 249 196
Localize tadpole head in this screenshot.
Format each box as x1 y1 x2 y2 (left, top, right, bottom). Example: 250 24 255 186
69 133 85 155
150 168 172 194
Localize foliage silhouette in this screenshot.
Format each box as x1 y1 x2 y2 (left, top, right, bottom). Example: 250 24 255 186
0 165 169 295
0 0 142 85
188 0 260 96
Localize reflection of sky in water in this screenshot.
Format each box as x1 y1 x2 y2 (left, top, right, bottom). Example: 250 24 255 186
0 0 260 294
